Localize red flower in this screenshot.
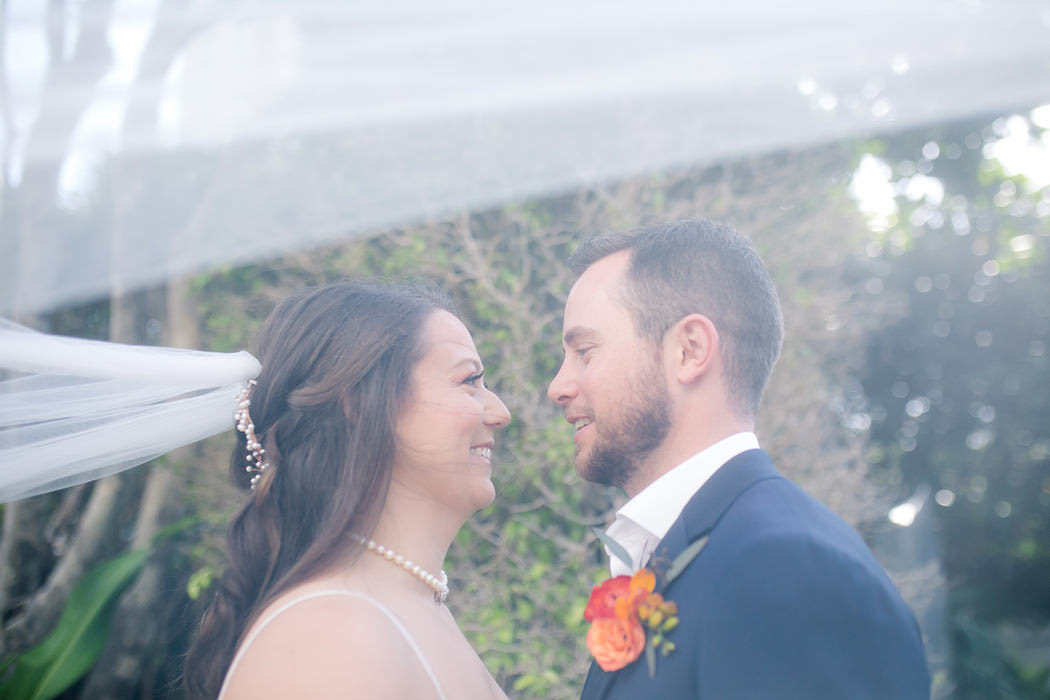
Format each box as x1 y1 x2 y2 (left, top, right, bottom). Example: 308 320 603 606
584 575 631 622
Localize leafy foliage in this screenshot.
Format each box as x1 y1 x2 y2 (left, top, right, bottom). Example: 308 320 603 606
0 549 149 700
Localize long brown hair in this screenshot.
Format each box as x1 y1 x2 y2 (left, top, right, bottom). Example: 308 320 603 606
183 281 453 699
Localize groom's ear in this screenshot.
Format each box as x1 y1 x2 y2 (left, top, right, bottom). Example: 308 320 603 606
667 314 719 385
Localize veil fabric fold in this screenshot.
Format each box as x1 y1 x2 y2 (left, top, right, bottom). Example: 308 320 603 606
0 319 261 502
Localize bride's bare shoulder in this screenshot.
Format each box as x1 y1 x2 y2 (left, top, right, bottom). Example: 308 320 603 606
221 591 425 700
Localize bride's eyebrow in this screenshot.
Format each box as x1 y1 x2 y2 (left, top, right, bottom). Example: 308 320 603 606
451 358 483 373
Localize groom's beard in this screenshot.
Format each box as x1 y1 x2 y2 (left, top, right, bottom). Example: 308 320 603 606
578 357 671 490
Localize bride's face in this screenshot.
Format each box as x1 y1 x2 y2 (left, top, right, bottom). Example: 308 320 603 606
392 310 511 514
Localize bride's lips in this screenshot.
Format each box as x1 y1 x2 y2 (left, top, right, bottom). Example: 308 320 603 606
469 442 494 462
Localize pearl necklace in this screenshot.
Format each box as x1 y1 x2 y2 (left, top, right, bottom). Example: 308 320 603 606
357 536 449 604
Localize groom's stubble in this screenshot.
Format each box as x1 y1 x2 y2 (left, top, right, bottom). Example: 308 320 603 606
576 352 672 490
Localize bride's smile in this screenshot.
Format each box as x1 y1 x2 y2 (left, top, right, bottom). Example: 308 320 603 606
393 309 511 514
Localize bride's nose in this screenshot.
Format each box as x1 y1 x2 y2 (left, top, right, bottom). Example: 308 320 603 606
483 388 511 428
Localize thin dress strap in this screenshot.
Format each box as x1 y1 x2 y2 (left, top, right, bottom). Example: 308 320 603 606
217 590 447 700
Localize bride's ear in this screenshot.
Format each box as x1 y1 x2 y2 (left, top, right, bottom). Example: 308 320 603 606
666 314 719 385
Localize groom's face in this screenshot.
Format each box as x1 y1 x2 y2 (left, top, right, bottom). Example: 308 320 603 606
547 252 672 491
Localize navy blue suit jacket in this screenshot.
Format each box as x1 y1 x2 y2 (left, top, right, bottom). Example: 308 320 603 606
580 449 930 700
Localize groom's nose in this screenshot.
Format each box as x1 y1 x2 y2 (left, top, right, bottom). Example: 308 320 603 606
547 360 576 406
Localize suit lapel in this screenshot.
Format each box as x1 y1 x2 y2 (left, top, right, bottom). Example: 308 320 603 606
650 449 779 586
580 660 614 700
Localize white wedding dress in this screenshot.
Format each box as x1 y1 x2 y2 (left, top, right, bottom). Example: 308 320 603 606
217 590 447 700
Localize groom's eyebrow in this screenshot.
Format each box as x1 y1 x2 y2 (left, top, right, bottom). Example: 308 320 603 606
562 327 598 348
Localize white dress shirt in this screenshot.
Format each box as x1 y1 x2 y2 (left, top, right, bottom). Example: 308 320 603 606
604 432 759 577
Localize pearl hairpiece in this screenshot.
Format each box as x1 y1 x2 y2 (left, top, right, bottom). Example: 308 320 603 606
234 379 268 489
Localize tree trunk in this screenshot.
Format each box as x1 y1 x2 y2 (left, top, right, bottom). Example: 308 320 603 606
1 473 140 653
79 467 184 699
0 495 57 656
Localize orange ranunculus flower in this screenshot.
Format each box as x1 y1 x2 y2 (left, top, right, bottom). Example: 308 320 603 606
584 575 631 622
586 616 647 671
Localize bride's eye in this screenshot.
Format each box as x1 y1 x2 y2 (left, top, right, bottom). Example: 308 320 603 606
463 372 484 387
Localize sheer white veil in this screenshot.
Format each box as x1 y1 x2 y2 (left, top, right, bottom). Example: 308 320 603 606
0 319 260 502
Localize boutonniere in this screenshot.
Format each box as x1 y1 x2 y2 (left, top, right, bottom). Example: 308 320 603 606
583 529 708 678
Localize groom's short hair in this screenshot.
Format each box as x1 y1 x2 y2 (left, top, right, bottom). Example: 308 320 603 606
568 219 783 419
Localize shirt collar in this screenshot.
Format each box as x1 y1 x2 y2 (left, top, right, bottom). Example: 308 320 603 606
608 432 759 572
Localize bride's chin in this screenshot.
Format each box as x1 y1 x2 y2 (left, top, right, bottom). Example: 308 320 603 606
467 478 496 512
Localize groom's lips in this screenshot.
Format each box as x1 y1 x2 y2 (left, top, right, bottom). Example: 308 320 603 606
573 426 590 446
565 413 593 445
